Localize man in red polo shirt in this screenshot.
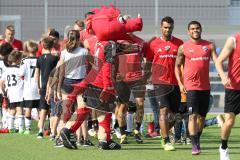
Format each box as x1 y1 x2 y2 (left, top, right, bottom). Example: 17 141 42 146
0 25 23 51
175 21 217 155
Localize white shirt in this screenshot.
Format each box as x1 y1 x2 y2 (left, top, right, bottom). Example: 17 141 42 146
0 59 7 79
0 60 7 94
61 47 88 79
1 66 23 103
19 57 40 100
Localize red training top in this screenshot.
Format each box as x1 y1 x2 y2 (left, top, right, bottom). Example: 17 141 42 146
147 36 183 85
0 39 23 51
183 39 212 90
227 33 240 90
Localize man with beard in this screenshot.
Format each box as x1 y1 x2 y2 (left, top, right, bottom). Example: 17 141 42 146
175 21 217 155
146 16 183 151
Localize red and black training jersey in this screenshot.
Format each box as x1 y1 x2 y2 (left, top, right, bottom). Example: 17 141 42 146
147 36 183 85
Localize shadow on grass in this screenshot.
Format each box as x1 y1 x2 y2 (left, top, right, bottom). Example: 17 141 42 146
121 147 161 150
122 144 160 147
201 139 240 144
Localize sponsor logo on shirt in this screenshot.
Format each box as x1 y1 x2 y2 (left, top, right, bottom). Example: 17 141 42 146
159 54 177 58
190 57 209 61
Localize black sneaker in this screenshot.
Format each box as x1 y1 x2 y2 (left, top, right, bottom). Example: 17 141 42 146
98 140 121 150
60 128 77 149
54 138 64 148
107 140 121 150
82 140 94 147
37 132 43 139
98 141 109 150
134 130 143 144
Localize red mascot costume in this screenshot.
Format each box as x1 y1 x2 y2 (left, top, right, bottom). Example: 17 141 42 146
60 4 143 150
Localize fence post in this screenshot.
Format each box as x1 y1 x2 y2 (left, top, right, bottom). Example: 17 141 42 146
44 0 48 32
155 0 159 36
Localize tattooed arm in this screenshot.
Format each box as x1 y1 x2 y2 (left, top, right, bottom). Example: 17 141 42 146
175 45 186 93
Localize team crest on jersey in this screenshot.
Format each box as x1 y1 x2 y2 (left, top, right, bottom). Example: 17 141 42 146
202 46 209 52
164 46 171 51
157 48 162 53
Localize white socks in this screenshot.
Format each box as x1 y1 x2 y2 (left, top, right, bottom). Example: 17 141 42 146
17 115 24 131
8 115 15 130
126 113 133 132
25 117 31 130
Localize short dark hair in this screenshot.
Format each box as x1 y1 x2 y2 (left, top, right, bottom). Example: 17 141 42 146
84 11 95 19
49 30 60 39
75 20 85 28
188 21 202 30
161 16 174 25
42 37 54 50
0 43 13 56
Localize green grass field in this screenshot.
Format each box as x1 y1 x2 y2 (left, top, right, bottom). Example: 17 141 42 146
0 116 239 160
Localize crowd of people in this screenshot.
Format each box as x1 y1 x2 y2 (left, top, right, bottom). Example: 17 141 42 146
0 6 239 160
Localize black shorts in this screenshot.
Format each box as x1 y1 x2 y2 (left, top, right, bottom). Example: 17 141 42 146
115 80 146 103
22 100 40 108
9 102 23 109
187 90 210 117
83 85 116 113
147 84 174 99
224 89 240 115
157 85 180 113
179 102 187 114
40 95 50 110
61 78 83 94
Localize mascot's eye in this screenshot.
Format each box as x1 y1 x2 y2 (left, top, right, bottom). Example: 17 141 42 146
118 15 126 24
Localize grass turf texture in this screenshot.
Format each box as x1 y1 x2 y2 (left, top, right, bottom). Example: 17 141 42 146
0 116 239 160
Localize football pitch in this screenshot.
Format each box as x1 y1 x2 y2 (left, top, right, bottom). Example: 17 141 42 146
0 116 239 160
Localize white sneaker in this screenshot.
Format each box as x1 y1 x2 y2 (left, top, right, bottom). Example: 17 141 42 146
219 146 230 160
217 115 225 127
114 128 121 139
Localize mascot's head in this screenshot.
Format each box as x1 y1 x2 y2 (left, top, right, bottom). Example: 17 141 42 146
86 4 143 41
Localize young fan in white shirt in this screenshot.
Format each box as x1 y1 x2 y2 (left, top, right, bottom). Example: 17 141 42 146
0 43 13 130
19 41 40 134
0 50 24 133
